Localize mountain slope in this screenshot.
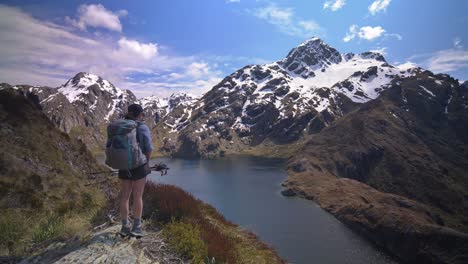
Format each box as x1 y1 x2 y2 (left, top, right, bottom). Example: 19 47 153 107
283 70 468 263
0 73 137 153
154 38 417 158
0 88 114 256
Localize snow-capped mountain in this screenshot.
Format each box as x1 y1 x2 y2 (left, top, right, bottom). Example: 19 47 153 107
157 38 421 157
137 92 197 125
58 72 136 122
1 72 201 152
2 37 459 158
0 73 138 152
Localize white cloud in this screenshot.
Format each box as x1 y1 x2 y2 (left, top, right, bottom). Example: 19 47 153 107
166 62 222 82
405 39 468 74
226 0 241 3
370 47 387 55
396 61 418 70
117 37 158 60
359 26 385 40
66 4 125 32
251 4 322 38
254 4 292 26
186 62 213 78
0 4 223 98
386 33 402 40
369 0 391 15
323 0 346 11
123 76 223 98
426 49 468 73
454 37 463 49
343 24 358 42
343 25 386 42
298 20 321 32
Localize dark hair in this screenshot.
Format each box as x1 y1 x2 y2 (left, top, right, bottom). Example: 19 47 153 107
126 104 144 119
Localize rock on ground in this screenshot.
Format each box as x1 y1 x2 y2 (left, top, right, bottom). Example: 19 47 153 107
21 225 185 264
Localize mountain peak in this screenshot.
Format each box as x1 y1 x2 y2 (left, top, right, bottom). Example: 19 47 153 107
169 92 196 100
59 72 121 103
281 37 342 71
298 37 323 46
64 72 104 89
358 51 386 62
461 80 468 88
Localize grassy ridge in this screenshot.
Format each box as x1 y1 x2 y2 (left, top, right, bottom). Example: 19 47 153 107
0 89 115 257
143 182 285 264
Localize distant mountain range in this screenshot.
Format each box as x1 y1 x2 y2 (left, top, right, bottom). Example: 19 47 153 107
157 38 422 158
0 72 196 153
1 37 425 156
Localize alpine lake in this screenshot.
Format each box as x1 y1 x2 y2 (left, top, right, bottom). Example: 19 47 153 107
146 156 397 264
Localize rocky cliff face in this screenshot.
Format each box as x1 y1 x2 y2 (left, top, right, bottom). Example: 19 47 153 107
283 70 468 263
138 93 198 128
154 38 417 158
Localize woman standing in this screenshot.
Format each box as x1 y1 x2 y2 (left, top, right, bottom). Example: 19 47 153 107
116 103 153 237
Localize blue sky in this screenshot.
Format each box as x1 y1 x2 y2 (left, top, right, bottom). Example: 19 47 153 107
0 0 467 97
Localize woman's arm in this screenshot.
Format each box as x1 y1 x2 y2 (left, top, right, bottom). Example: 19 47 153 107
138 124 153 161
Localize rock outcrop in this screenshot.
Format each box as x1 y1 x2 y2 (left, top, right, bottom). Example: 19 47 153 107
21 225 183 264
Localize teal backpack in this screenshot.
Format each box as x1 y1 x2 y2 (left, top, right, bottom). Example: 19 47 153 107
105 119 147 170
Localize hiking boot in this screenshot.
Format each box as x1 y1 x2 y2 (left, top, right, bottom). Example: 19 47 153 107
131 224 145 238
119 224 131 237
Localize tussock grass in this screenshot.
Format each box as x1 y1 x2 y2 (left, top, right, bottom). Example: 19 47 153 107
163 220 208 264
143 182 284 264
0 193 106 257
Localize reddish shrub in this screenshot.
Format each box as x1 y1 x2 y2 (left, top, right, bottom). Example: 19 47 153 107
198 219 237 263
143 182 238 263
143 182 201 223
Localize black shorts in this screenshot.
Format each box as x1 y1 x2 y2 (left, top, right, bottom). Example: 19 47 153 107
118 163 150 180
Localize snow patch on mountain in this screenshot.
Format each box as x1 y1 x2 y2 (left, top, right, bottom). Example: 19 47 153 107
58 73 96 103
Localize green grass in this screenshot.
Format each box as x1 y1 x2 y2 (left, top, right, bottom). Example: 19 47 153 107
0 210 30 256
32 215 64 244
163 220 208 264
0 90 114 257
0 193 107 257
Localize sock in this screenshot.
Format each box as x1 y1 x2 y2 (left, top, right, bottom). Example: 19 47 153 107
133 218 141 228
122 218 129 227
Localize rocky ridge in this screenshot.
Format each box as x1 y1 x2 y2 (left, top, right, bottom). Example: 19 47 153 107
154 38 418 157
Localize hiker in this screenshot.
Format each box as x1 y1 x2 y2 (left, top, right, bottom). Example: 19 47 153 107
105 103 153 237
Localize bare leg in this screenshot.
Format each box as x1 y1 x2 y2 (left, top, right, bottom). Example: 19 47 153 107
120 179 133 222
131 177 147 220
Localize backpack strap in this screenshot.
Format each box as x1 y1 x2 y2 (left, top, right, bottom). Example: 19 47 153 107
135 121 142 145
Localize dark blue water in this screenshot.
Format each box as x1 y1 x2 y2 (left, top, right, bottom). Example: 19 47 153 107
147 156 396 264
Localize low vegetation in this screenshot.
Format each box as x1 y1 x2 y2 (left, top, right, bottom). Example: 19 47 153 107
0 89 114 257
0 192 107 256
143 182 284 264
